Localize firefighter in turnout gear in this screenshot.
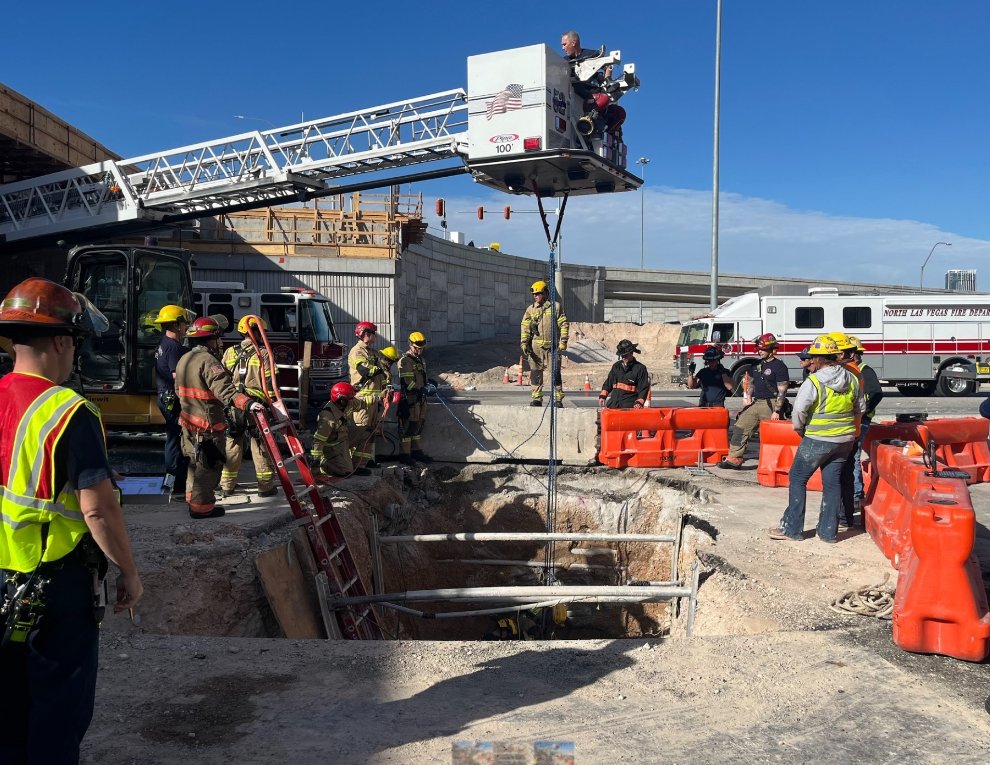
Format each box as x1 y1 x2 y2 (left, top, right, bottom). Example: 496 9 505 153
348 321 389 469
175 317 259 519
599 339 651 409
0 277 142 761
520 280 569 407
397 331 432 464
219 316 277 498
311 382 371 478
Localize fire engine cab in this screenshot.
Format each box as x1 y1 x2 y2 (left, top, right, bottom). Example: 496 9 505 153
193 282 345 409
673 286 990 397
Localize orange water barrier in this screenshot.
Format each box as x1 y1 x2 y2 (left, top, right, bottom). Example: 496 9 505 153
864 417 990 485
865 443 990 662
598 407 730 469
755 419 823 490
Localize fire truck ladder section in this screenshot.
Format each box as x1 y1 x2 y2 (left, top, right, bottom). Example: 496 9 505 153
0 91 471 246
244 316 382 640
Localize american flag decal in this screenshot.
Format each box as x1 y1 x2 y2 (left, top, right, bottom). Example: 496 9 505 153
485 83 523 120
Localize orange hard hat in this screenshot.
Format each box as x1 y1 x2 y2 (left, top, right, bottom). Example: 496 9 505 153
0 277 108 337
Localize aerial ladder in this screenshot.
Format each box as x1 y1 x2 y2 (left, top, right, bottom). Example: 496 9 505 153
0 44 641 250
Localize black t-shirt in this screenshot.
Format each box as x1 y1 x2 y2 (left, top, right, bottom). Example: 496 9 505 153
155 336 187 394
751 357 789 400
54 403 113 493
696 364 731 407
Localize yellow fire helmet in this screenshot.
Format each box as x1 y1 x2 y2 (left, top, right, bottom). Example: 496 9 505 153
808 334 841 356
237 315 268 334
827 331 856 351
530 280 548 295
379 345 400 362
153 304 195 325
409 331 427 347
846 335 865 352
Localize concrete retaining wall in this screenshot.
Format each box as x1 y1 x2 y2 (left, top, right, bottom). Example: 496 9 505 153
409 402 599 465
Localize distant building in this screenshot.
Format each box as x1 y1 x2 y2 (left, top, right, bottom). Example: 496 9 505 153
945 269 977 293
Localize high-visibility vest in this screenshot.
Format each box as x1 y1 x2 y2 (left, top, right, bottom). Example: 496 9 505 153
222 341 269 401
805 372 859 438
0 373 95 573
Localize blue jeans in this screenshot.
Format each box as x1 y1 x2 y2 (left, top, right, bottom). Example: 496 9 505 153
852 419 871 502
779 437 855 542
159 397 188 493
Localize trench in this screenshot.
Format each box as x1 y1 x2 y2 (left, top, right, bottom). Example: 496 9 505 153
119 464 713 641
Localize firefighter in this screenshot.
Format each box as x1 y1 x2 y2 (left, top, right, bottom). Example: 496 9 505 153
175 316 261 519
219 316 277 498
599 339 651 409
828 331 867 528
0 278 142 762
397 331 433 464
310 382 372 479
686 346 734 408
348 321 389 469
845 334 883 525
521 280 569 407
153 304 195 497
720 333 790 469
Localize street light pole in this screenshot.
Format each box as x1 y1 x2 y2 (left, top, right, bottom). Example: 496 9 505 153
920 241 952 292
636 157 650 324
709 0 723 312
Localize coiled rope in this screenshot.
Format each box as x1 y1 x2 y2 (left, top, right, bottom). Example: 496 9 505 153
829 574 895 619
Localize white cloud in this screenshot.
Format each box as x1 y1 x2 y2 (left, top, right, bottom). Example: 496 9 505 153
425 186 990 289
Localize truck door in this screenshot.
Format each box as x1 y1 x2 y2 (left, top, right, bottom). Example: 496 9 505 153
70 250 129 391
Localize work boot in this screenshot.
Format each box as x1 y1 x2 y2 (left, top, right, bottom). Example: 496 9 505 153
189 506 225 519
220 486 238 499
411 450 433 463
553 400 564 408
719 456 745 469
366 460 380 469
530 399 543 407
353 467 373 477
257 487 278 498
398 453 415 466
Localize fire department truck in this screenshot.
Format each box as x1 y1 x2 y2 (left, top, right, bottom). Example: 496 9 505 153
193 281 345 412
672 286 990 397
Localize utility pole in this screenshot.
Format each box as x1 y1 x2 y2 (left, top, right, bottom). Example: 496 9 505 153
709 0 723 311
636 157 650 324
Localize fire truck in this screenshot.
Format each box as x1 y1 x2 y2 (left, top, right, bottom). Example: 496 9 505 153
672 286 990 397
193 281 345 412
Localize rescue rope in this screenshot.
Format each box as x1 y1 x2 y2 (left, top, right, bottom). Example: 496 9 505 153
828 574 895 619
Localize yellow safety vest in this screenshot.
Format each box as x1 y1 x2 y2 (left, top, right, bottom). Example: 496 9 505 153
0 383 93 572
806 373 859 438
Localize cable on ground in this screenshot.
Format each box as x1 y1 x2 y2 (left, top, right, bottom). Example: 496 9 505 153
829 574 895 619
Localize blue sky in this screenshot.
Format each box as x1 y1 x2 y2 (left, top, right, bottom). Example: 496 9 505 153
4 1 989 288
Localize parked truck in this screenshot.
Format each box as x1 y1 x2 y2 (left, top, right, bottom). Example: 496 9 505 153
672 286 989 397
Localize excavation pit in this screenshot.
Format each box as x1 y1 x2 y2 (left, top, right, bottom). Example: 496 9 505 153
118 465 712 642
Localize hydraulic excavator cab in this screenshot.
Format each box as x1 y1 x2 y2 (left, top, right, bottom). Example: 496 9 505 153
465 43 643 197
65 244 194 427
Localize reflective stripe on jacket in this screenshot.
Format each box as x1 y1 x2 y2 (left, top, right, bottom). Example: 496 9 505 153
805 374 859 438
0 373 93 572
176 345 252 433
520 301 569 349
222 339 271 401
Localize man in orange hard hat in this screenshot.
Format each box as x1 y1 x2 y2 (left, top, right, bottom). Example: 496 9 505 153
0 278 142 761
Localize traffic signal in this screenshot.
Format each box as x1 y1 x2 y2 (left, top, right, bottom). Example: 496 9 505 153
477 206 484 220
504 206 511 220
435 198 445 217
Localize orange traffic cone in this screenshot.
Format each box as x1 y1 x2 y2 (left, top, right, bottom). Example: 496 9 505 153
503 367 510 384
517 356 526 386
583 374 592 395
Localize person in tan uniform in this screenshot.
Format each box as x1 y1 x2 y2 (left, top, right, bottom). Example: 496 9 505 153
310 382 372 479
219 316 277 498
175 316 259 519
347 321 389 469
397 331 432 464
520 280 569 407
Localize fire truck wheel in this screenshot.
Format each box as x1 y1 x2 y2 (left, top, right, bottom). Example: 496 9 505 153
937 373 977 397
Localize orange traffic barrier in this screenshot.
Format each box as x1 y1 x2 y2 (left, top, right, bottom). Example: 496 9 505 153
865 443 990 662
756 419 823 491
598 407 729 468
864 417 990 485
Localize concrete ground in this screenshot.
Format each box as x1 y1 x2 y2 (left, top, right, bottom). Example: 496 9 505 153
85 403 990 764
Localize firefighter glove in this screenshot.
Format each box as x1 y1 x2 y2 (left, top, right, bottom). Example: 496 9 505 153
558 343 567 352
688 362 696 374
